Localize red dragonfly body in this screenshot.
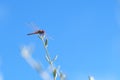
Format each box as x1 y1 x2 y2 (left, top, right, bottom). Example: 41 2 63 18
27 30 45 35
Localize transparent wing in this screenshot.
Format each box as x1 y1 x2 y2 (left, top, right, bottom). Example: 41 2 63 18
27 22 40 32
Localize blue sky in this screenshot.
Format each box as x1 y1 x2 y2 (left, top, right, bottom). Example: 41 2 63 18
0 0 120 80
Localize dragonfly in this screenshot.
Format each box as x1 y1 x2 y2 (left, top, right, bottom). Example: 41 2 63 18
27 23 45 36
27 30 45 35
27 22 54 40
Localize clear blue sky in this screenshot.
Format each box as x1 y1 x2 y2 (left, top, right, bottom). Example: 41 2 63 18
0 0 120 80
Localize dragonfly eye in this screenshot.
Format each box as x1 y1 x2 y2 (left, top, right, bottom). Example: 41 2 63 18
42 30 45 33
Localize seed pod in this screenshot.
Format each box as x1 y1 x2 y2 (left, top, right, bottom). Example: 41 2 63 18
53 68 57 80
45 39 48 47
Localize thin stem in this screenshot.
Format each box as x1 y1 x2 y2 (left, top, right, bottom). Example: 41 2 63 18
42 38 50 60
39 35 57 80
38 35 52 64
